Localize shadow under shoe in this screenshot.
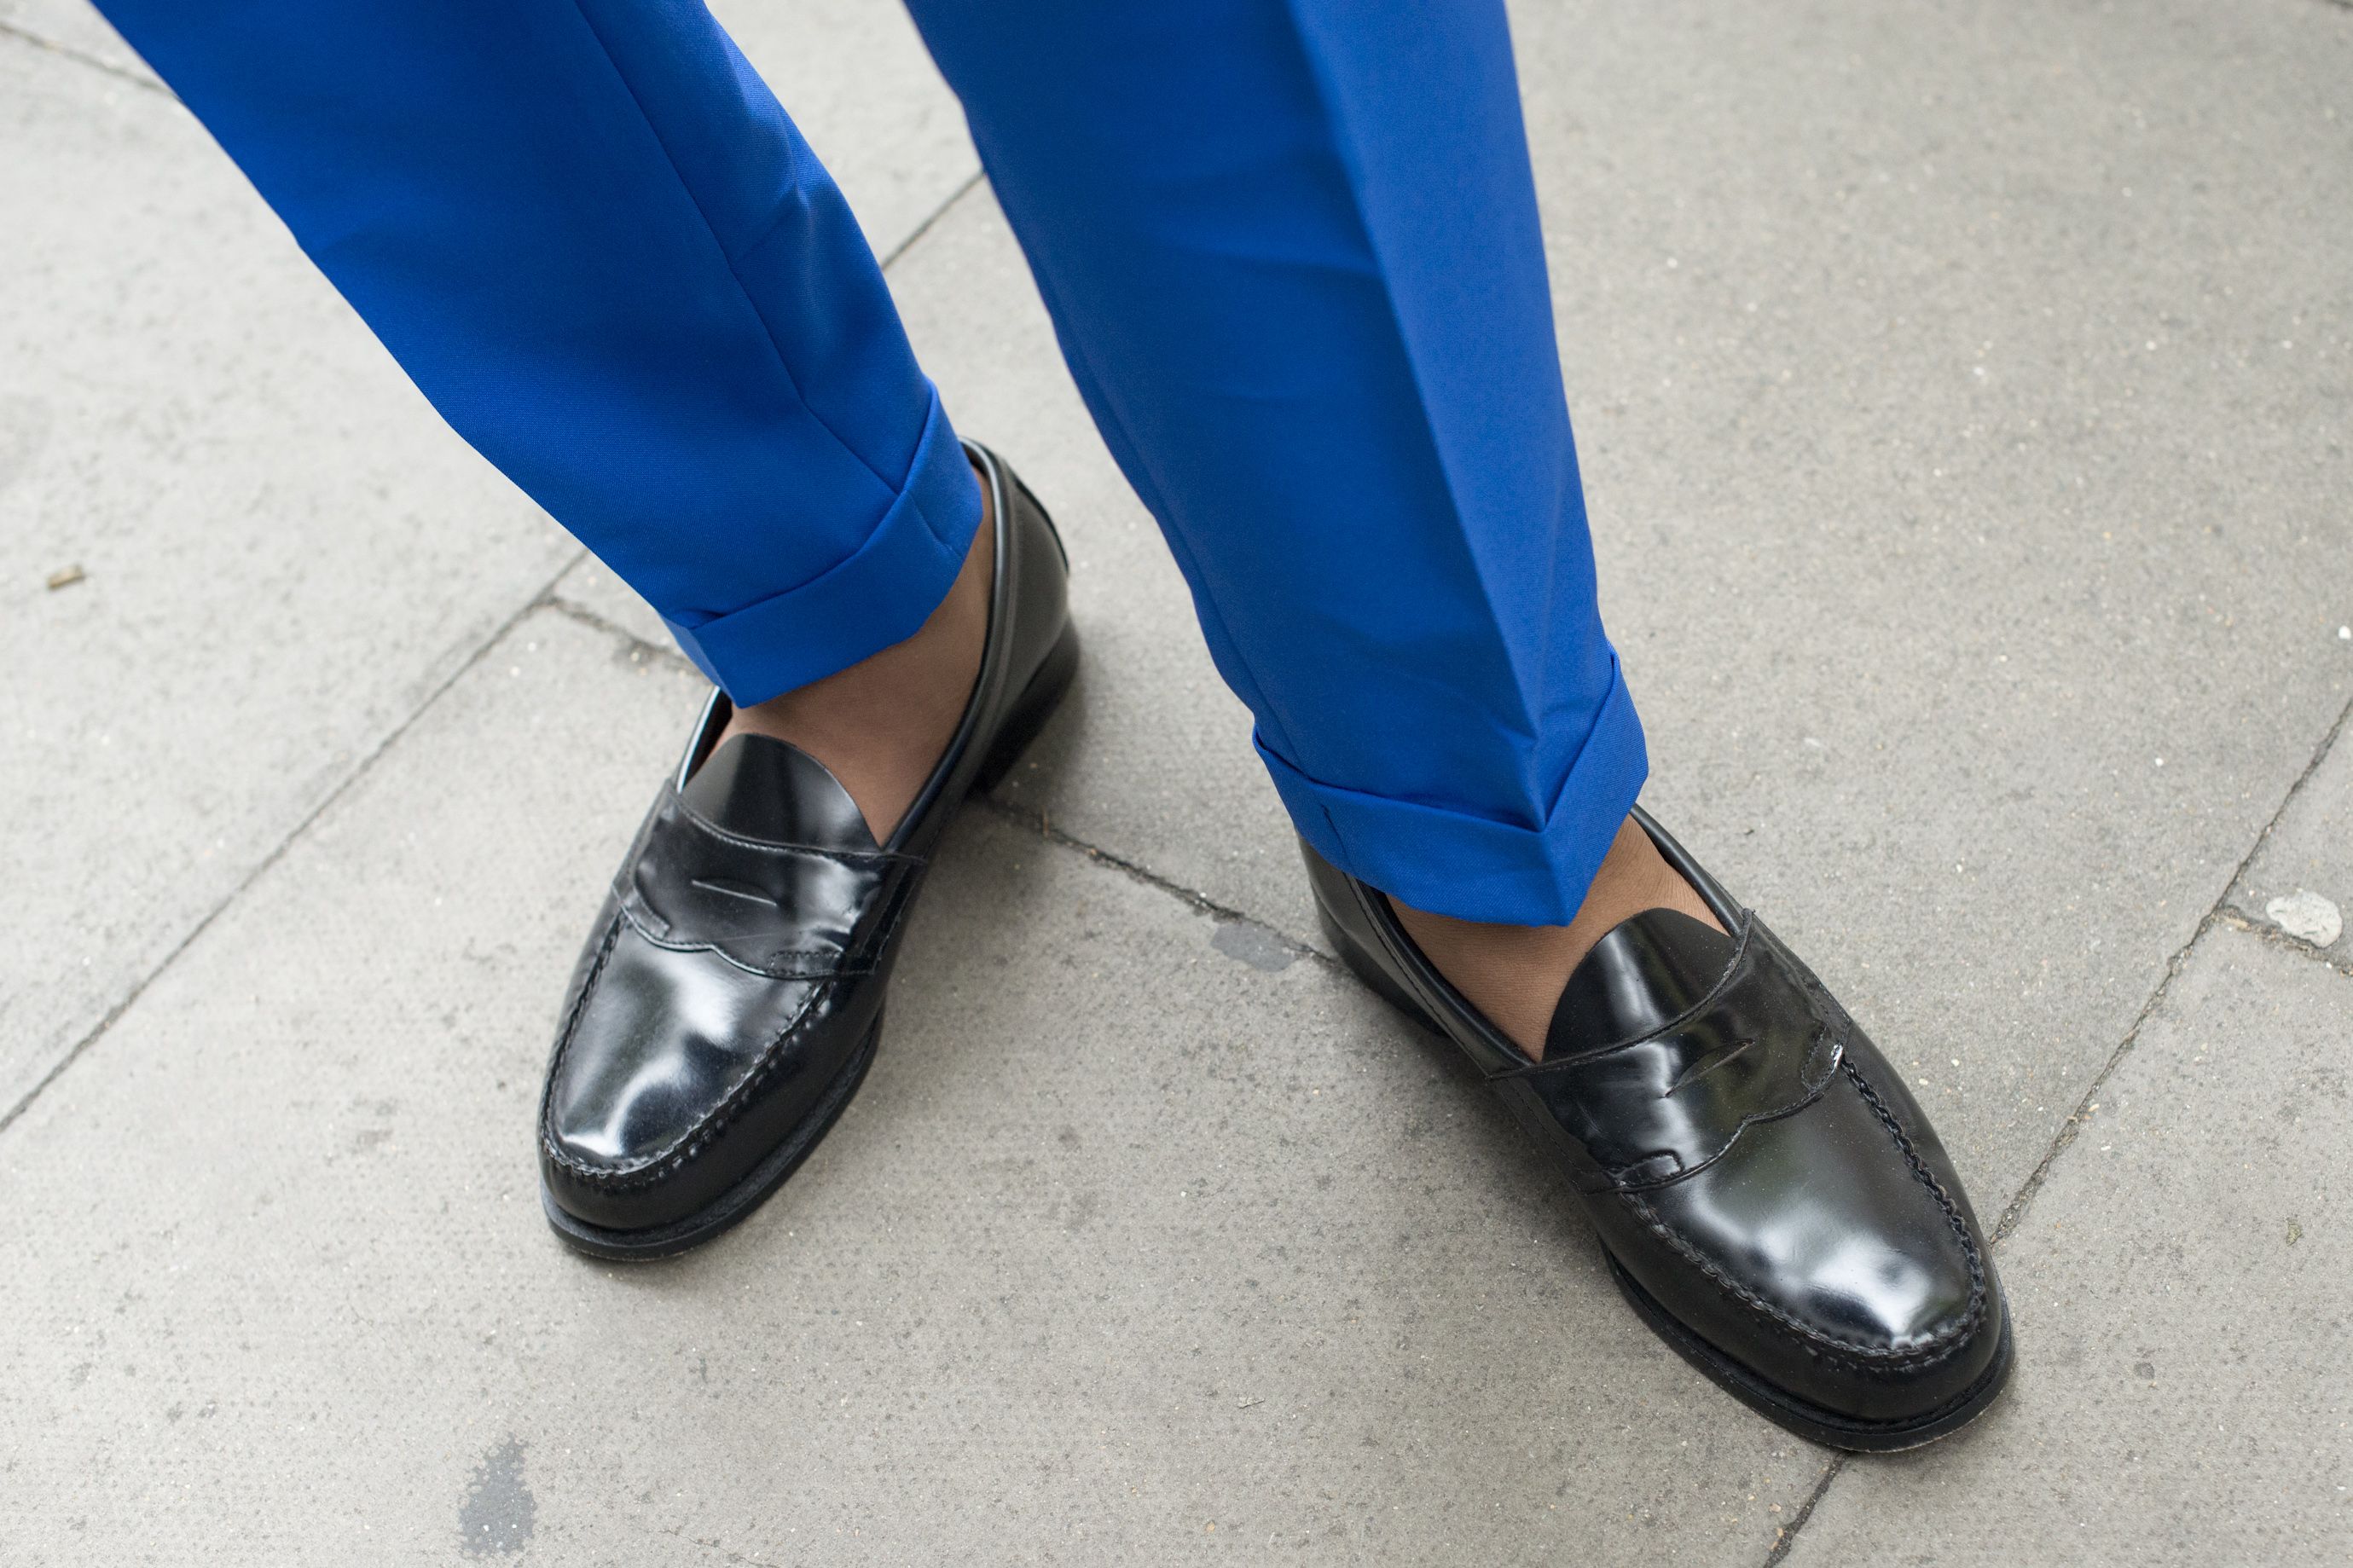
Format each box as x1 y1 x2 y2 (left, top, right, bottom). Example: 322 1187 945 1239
1304 811 2013 1449
536 443 1076 1259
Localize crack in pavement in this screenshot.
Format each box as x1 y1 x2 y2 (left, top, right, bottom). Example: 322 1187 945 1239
1989 686 2352 1249
1760 1456 1846 1566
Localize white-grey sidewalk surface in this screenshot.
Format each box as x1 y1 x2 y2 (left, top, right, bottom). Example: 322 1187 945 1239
2 0 2346 1561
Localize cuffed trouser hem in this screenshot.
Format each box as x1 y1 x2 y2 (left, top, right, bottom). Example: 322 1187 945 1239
1261 659 1650 927
664 390 981 707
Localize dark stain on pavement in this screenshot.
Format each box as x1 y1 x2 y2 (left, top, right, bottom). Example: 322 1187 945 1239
1211 919 1295 972
459 1436 536 1557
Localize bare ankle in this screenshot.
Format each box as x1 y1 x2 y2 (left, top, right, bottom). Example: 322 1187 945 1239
717 466 994 841
1390 817 1722 1060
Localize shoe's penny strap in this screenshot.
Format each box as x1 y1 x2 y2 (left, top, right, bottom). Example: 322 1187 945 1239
1503 918 1847 1189
618 789 915 980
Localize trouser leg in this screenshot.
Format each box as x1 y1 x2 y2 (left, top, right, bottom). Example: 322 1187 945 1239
90 0 977 706
903 0 1645 923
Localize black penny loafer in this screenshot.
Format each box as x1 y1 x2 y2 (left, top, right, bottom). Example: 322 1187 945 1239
1305 811 2013 1450
538 442 1075 1259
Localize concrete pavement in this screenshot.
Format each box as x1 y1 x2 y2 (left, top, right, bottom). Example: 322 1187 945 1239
3 1 2348 1561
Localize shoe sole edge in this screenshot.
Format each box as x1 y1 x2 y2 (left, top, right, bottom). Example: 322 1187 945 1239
1605 1248 2016 1451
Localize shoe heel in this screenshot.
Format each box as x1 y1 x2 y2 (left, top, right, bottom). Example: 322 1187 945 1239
972 622 1080 795
1316 906 1441 1035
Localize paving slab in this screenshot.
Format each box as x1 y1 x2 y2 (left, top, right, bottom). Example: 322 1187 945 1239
0 608 1827 1565
2230 714 2353 964
1503 0 2353 1195
0 42 578 1115
0 3 977 1120
1782 924 2353 1566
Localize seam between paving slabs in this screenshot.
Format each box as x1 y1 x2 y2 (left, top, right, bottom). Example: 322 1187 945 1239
1759 1454 1847 1566
876 169 984 269
1988 685 2353 1250
541 594 679 666
976 795 1327 959
1764 684 2353 1567
541 593 1330 958
0 18 168 95
0 169 987 1143
2213 910 2353 979
0 568 575 1139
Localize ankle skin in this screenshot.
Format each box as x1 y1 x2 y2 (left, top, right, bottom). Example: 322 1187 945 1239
716 468 995 841
1390 816 1723 1059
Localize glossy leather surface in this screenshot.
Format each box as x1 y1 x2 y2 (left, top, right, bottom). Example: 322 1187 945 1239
1304 813 2009 1443
539 443 1073 1248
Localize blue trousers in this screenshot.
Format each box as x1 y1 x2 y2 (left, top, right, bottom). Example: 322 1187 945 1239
94 0 1649 924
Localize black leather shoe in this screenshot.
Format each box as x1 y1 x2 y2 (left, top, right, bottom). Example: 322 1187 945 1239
538 443 1075 1259
1305 812 2013 1450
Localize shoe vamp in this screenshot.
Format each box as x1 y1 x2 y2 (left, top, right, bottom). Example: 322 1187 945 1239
548 920 820 1166
1631 1076 1979 1355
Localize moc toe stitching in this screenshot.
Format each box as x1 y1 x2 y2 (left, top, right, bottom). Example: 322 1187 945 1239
535 907 625 1159
1837 1054 1992 1348
545 908 623 1079
1614 1059 1991 1371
